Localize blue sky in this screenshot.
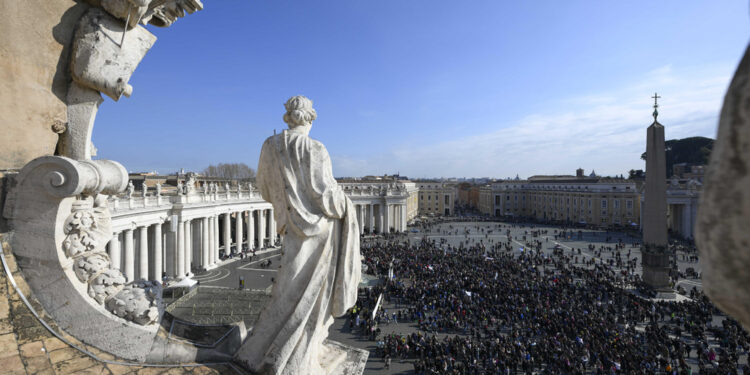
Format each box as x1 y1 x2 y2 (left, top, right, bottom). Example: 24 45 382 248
93 1 749 179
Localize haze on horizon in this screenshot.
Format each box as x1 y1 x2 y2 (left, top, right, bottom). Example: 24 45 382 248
92 1 750 179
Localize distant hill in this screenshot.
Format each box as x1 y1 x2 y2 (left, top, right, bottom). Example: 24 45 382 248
641 136 714 178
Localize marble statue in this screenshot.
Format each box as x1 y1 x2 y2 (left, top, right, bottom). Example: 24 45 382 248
155 182 162 196
176 180 184 195
235 96 361 374
126 180 135 198
141 184 147 197
185 173 197 194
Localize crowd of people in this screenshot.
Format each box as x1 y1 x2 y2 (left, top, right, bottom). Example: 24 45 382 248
347 222 749 374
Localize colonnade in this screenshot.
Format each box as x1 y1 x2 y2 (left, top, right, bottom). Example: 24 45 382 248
107 208 276 282
353 202 408 234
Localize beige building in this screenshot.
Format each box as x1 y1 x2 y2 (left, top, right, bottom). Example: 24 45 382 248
479 172 641 228
415 181 456 216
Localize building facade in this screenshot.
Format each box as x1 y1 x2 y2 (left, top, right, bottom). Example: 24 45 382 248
478 173 641 228
339 179 418 233
415 181 456 216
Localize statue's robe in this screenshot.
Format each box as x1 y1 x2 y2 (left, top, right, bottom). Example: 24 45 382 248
235 127 361 374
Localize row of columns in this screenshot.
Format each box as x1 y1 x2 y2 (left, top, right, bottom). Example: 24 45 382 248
107 208 276 282
354 203 408 234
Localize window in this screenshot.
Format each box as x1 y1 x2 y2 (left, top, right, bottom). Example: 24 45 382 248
614 200 620 209
601 200 607 209
495 195 500 205
588 199 592 208
626 200 633 209
428 195 431 201
444 195 449 204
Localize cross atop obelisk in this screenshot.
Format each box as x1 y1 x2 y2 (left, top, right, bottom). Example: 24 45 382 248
652 92 661 121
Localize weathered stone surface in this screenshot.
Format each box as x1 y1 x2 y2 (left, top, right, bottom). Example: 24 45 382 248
53 355 99 373
43 337 69 352
0 332 18 356
49 347 84 364
23 355 53 374
136 367 167 375
35 368 56 375
0 291 8 320
0 320 13 334
18 340 45 358
9 156 160 361
696 44 750 331
0 354 25 375
70 8 156 101
0 0 88 170
108 363 136 375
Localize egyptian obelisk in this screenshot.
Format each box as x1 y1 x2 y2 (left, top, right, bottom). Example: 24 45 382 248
641 93 672 293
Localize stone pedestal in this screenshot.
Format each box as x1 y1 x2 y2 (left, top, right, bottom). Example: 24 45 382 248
641 245 671 291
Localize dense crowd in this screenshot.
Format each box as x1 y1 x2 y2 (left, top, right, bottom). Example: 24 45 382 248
349 223 749 374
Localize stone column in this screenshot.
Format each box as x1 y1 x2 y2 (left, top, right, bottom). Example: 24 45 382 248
247 209 255 250
401 204 408 231
258 209 266 249
682 204 692 239
152 223 162 281
208 216 215 265
138 225 148 280
223 212 231 255
236 211 243 253
202 217 209 268
213 214 220 262
383 204 390 234
268 209 276 246
379 204 384 233
176 220 185 279
357 204 365 236
184 219 192 276
369 204 375 233
123 229 134 282
108 232 121 271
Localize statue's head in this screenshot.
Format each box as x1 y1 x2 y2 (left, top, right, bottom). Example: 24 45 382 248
283 96 317 128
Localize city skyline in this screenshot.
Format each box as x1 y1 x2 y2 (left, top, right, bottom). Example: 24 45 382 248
91 1 748 178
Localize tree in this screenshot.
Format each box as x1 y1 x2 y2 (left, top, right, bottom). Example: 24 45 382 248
202 163 255 179
640 136 714 178
628 169 645 179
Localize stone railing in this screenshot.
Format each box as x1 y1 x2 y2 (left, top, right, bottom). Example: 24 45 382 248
110 187 261 212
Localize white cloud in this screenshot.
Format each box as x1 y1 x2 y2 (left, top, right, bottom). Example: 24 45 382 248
331 62 733 179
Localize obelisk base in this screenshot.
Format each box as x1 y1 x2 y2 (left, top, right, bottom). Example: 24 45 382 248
642 245 673 295
323 339 369 375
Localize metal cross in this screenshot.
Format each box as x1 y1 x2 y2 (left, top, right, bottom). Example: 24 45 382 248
652 92 661 109
651 92 661 121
